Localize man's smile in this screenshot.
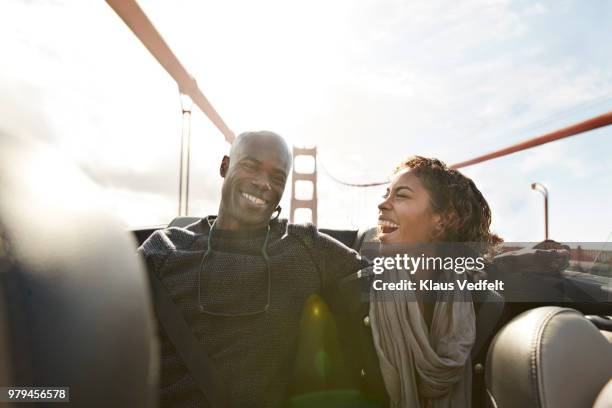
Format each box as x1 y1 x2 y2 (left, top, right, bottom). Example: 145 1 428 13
241 191 269 207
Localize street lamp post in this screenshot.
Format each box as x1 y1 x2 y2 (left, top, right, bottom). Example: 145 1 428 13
531 182 549 240
178 92 193 216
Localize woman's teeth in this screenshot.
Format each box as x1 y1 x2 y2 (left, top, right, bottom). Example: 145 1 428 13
378 220 399 230
242 192 267 206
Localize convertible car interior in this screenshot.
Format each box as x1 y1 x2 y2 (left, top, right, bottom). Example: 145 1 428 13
132 216 612 408
1 139 611 407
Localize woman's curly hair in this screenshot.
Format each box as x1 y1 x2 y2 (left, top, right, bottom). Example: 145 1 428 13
393 156 503 248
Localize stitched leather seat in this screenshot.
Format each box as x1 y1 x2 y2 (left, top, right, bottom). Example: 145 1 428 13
0 134 158 407
486 306 612 408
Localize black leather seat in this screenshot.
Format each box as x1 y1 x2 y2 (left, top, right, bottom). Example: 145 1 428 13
167 216 201 229
486 306 612 408
0 134 158 407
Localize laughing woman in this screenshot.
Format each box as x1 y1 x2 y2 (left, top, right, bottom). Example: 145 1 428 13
342 156 502 408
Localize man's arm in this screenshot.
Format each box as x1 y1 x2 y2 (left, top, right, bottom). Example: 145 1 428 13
305 225 370 290
492 240 570 276
291 224 370 392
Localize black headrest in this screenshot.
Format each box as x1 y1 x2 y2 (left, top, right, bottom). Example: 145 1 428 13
319 229 358 248
0 134 158 407
486 306 612 408
167 216 202 229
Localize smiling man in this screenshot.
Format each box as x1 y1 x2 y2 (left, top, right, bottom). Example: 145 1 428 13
217 131 291 230
139 131 369 408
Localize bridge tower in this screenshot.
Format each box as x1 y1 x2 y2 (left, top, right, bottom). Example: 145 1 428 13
290 146 318 225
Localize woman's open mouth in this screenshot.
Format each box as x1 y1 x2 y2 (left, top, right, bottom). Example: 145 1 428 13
241 191 268 207
378 219 399 235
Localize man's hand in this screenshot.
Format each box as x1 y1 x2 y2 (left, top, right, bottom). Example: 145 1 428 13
493 240 570 275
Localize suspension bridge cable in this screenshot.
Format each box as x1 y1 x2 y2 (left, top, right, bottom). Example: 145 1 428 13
451 110 612 169
318 160 388 187
320 110 612 187
106 0 235 144
502 92 612 137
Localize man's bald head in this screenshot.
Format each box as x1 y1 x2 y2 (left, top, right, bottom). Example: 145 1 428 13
229 131 292 173
217 131 292 230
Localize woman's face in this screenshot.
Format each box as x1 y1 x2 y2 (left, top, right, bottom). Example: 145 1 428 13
377 168 441 244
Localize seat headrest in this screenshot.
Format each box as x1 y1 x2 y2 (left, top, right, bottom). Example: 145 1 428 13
486 306 612 408
168 216 201 229
0 134 158 407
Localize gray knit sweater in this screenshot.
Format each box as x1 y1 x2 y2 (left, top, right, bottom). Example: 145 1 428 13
138 216 367 408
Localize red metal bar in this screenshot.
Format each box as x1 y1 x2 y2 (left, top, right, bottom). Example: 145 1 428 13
451 111 612 169
106 0 235 144
321 111 612 187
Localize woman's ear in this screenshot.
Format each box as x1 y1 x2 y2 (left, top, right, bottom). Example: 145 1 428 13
220 155 230 177
429 212 444 241
432 212 443 230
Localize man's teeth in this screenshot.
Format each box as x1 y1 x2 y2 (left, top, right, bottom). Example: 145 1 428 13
378 220 399 229
242 192 267 205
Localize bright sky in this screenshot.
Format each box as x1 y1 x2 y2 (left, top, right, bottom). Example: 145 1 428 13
1 0 611 241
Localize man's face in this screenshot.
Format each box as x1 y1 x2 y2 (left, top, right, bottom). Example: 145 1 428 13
220 136 290 229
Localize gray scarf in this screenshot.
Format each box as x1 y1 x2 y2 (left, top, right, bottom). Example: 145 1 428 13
369 266 475 408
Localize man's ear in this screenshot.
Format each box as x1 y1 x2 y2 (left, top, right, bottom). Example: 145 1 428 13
220 155 230 178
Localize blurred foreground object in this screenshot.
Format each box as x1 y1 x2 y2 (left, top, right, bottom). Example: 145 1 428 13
0 132 158 407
